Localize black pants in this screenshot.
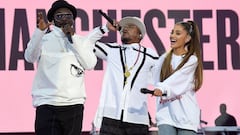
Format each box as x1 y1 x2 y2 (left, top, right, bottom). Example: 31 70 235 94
100 117 149 135
35 104 84 135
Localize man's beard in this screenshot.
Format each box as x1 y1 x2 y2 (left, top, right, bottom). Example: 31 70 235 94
121 37 130 44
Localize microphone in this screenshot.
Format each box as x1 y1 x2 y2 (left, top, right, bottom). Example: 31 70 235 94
98 10 121 31
140 88 167 96
62 23 73 44
200 120 208 125
140 88 154 95
66 32 73 44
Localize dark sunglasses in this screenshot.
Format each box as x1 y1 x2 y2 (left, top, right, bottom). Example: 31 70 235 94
54 13 73 20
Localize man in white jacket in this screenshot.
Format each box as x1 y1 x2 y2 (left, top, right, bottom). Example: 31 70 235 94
88 17 159 135
24 0 97 135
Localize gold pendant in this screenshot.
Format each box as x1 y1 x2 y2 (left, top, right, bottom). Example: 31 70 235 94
124 71 131 78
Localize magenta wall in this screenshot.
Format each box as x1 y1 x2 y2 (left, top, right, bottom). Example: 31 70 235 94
0 0 239 132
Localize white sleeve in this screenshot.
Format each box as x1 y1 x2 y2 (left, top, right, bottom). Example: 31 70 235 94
69 25 110 69
24 28 46 63
72 35 97 70
155 55 198 98
86 25 109 45
87 24 110 60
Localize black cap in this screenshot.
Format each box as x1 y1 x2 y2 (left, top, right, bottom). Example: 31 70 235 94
47 0 77 22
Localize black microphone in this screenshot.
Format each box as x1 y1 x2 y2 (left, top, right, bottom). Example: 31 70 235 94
98 10 121 31
62 23 73 44
66 32 73 44
140 88 167 96
200 120 208 125
140 88 154 95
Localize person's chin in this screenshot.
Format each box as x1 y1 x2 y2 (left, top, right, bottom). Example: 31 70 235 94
121 38 130 44
170 42 176 48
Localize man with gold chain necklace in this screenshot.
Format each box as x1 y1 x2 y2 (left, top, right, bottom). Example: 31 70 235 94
88 16 160 135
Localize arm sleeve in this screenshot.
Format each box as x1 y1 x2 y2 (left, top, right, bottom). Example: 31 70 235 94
86 25 109 45
155 55 198 98
70 25 110 69
71 35 97 70
24 28 46 63
88 25 111 61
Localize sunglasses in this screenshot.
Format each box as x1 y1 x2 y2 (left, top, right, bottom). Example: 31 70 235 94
54 13 73 20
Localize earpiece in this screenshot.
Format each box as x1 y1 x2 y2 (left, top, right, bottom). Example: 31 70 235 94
139 34 142 39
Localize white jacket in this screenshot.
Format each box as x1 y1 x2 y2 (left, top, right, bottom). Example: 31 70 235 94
24 26 97 107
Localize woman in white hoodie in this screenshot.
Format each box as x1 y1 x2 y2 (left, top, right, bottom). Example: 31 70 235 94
153 20 203 135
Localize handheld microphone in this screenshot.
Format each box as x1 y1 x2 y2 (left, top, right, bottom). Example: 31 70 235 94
66 32 73 44
140 88 167 96
140 88 154 95
98 10 121 31
200 120 208 125
61 23 73 44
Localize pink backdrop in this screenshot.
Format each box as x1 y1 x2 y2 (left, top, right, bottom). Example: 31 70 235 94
0 0 239 132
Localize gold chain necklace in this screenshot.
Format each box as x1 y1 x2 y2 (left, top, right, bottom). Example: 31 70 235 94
123 45 141 82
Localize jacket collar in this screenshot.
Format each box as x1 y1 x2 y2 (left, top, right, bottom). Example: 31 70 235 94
52 26 65 38
122 43 140 50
